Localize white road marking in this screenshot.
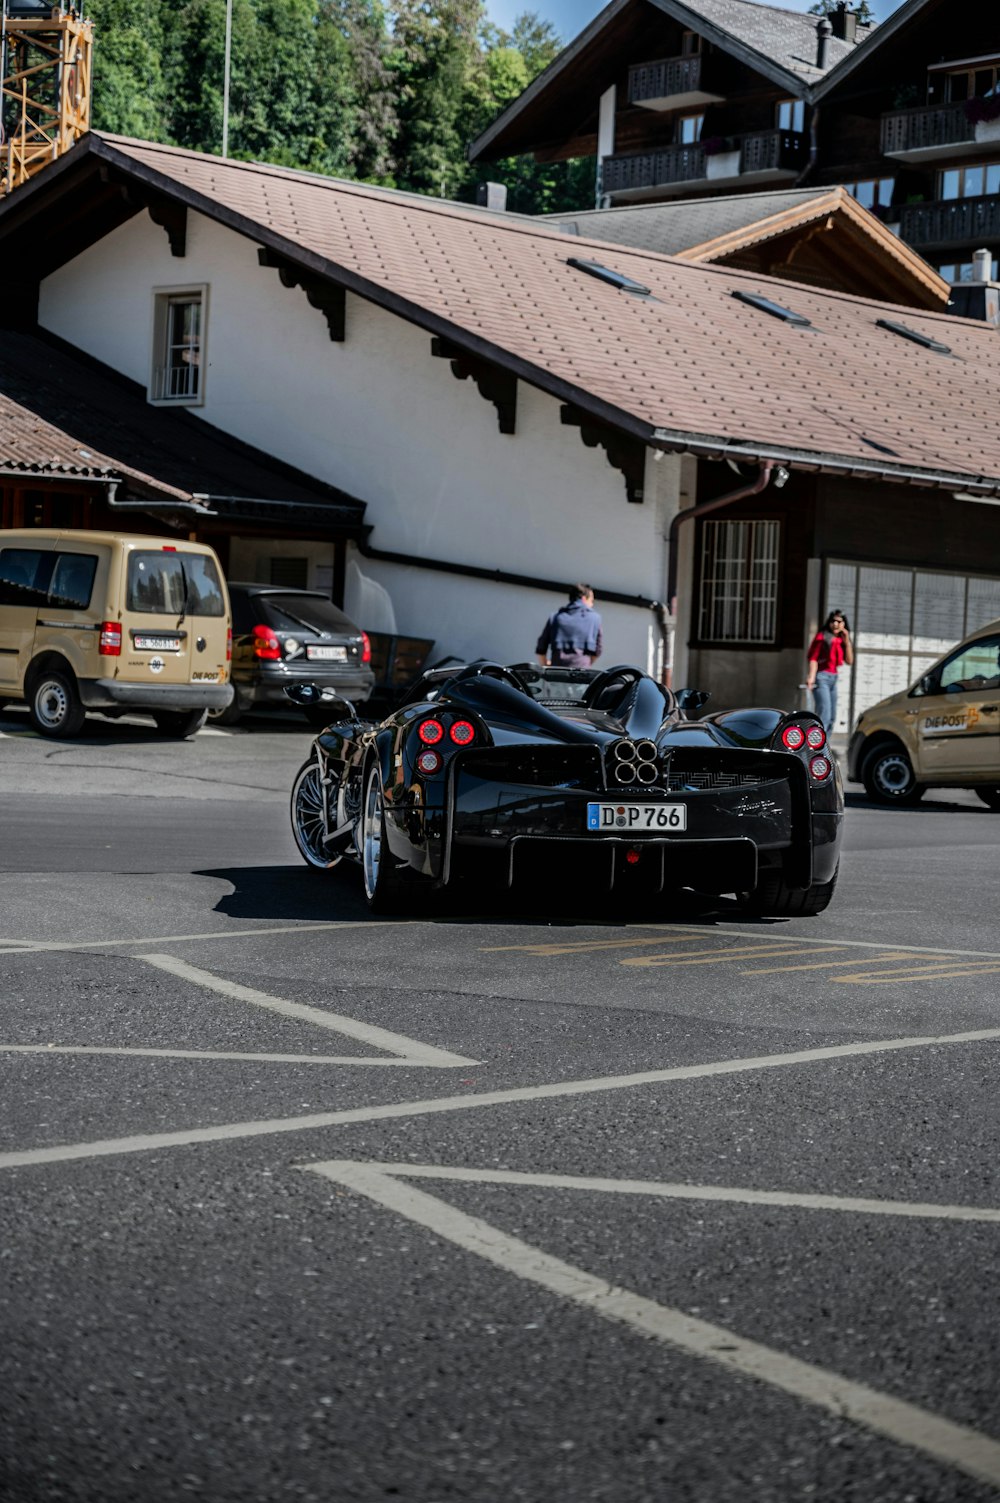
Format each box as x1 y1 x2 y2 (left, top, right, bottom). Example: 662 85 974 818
138 953 476 1067
4 1022 1000 1171
0 919 404 955
344 1161 1000 1224
302 1160 1000 1491
0 1044 461 1068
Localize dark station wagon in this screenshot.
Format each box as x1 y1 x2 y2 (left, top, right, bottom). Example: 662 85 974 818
214 583 375 724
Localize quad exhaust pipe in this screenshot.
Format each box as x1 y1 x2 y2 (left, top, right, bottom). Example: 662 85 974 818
611 739 660 784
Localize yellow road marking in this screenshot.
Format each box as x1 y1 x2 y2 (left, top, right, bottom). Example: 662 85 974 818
482 936 699 956
742 951 916 976
622 944 824 968
836 962 1000 986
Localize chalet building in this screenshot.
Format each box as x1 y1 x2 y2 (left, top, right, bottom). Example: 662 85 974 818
2 132 1000 737
469 0 1000 290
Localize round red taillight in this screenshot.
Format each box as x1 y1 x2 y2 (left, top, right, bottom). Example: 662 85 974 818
416 748 443 776
806 724 826 750
251 624 281 660
449 720 475 746
810 755 832 781
781 724 806 751
418 719 444 745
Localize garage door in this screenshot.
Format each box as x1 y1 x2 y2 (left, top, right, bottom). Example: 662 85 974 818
825 562 1000 734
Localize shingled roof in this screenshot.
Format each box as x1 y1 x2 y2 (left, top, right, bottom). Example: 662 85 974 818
3 132 1000 497
0 329 369 529
542 187 948 308
671 0 865 82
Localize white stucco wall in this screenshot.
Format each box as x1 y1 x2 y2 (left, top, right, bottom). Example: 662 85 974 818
39 207 681 668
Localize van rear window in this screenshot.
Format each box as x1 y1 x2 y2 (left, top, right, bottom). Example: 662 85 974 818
0 548 50 607
127 551 225 617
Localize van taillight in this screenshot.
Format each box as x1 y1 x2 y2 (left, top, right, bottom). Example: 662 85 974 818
361 631 372 665
99 621 122 656
252 624 281 660
226 628 232 662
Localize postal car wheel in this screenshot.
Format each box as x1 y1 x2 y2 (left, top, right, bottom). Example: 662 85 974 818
862 744 924 805
362 765 402 910
29 669 86 738
291 759 330 869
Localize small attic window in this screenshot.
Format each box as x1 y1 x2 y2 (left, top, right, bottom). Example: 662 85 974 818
876 317 952 355
568 257 651 296
731 289 811 327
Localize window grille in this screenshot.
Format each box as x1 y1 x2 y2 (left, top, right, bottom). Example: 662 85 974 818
698 519 780 643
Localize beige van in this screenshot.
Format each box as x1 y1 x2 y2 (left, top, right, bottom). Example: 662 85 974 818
847 616 1000 807
0 529 233 738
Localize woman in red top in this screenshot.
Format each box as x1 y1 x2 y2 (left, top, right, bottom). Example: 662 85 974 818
806 609 854 733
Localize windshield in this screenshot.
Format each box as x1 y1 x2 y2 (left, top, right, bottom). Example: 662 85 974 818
256 593 356 636
126 552 225 617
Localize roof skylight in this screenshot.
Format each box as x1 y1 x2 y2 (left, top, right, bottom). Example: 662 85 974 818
876 318 952 356
568 257 651 296
731 289 812 327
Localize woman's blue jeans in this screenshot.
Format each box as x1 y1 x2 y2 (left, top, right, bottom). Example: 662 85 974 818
812 671 838 733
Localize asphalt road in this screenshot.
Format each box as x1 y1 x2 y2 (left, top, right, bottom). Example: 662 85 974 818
1 704 999 1503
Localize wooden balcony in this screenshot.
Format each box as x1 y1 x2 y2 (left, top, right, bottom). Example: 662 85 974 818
601 130 806 201
627 53 723 112
899 194 1000 249
881 102 982 163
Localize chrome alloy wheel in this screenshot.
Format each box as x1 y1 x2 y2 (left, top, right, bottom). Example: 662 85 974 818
34 676 71 731
291 761 329 868
362 769 383 900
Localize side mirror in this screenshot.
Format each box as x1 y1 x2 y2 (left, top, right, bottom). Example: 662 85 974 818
284 683 321 704
283 684 357 718
917 675 936 696
677 688 710 714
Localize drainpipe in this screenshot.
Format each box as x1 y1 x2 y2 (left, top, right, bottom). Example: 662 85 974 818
795 103 820 187
664 461 776 686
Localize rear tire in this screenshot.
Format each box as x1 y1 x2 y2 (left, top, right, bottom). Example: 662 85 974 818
976 786 1000 811
743 865 839 918
861 744 925 805
28 669 86 738
152 709 208 738
361 764 404 913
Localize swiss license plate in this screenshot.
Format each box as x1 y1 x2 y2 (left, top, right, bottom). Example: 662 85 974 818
586 802 687 832
307 645 348 661
134 634 180 651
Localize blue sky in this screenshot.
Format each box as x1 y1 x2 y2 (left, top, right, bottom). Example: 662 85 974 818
487 0 905 45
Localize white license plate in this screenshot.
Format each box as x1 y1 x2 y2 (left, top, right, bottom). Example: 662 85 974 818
586 802 687 832
134 635 180 651
307 645 348 661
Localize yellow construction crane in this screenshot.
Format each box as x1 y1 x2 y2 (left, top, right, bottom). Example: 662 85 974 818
1 0 92 195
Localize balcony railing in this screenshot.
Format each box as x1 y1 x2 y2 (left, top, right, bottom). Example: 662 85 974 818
881 102 975 156
629 54 703 106
899 194 1000 249
601 130 805 196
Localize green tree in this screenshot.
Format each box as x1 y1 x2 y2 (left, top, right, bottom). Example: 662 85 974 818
88 0 169 138
390 0 484 197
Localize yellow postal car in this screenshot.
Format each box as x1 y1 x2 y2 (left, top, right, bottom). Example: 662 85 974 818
847 619 1000 808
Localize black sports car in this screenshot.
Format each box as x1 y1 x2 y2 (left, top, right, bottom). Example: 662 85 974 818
287 662 843 915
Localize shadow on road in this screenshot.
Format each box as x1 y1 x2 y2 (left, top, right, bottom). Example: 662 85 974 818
196 862 761 930
844 791 996 815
